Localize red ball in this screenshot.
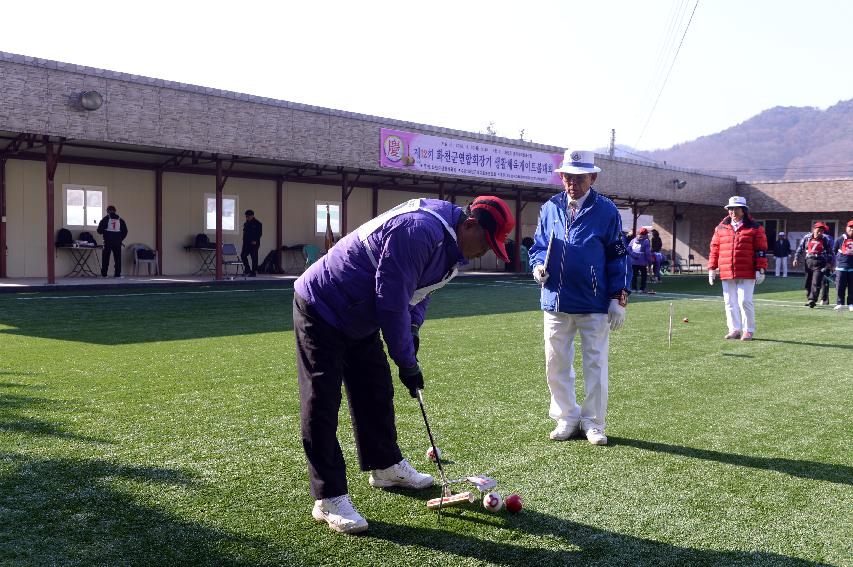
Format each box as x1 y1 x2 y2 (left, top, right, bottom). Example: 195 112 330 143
505 493 522 514
682 317 689 323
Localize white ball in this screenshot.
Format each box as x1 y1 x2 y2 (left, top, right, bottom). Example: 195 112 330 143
482 492 503 513
425 446 441 462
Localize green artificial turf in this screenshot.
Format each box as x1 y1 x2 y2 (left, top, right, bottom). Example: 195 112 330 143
0 275 850 566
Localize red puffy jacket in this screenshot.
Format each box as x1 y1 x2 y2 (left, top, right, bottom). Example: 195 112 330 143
708 216 769 279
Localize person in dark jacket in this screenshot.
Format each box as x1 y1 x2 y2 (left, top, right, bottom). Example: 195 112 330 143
293 196 514 534
707 196 768 340
650 229 663 282
833 220 853 311
240 210 262 277
793 222 834 308
96 205 128 277
772 231 792 277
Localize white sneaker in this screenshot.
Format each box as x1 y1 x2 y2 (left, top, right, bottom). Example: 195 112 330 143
369 459 433 489
585 427 608 446
835 304 845 311
312 494 368 534
549 420 578 441
820 300 829 306
849 305 853 312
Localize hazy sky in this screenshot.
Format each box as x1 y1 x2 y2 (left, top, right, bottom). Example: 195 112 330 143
3 0 853 151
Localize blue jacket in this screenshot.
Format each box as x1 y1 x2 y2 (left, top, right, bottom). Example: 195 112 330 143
294 199 466 370
529 189 630 314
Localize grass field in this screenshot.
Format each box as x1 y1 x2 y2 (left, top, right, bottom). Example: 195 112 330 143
0 275 851 566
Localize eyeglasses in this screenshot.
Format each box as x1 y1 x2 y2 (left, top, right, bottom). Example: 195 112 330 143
560 173 589 183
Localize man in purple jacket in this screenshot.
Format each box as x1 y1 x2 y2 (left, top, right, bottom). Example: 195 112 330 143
293 196 515 534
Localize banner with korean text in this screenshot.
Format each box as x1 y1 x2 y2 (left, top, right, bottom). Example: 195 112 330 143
380 128 563 186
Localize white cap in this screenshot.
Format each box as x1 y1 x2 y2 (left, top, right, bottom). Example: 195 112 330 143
724 196 748 209
554 149 602 174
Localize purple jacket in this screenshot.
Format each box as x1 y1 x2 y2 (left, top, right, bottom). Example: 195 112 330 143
294 199 466 369
628 236 653 267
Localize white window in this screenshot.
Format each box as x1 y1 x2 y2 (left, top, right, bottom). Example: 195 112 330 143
63 184 105 227
316 201 341 235
205 194 238 232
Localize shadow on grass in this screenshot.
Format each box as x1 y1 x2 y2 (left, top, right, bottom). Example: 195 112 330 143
752 338 853 351
0 453 269 567
365 508 826 566
610 437 853 486
0 391 110 444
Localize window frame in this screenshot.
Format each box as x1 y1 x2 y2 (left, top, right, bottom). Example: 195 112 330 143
754 218 786 240
62 184 107 228
204 193 239 234
315 200 342 235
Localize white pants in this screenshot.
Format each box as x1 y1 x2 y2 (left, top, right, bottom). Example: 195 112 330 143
544 311 609 430
722 279 756 333
774 256 788 277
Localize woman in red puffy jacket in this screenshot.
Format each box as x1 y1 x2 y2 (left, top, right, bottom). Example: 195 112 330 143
707 196 769 341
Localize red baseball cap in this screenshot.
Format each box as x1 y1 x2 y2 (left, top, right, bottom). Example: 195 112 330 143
847 219 853 228
814 222 829 231
469 196 515 263
638 227 649 235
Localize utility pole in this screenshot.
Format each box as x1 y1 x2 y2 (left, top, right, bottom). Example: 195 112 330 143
609 129 616 158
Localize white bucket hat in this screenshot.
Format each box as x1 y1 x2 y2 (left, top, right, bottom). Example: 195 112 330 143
554 149 602 174
724 196 748 210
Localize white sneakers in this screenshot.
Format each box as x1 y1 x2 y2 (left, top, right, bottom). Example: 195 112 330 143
369 458 434 489
312 494 368 534
550 420 607 445
585 427 608 445
549 420 578 441
834 304 853 312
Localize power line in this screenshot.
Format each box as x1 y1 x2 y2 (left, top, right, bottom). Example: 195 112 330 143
635 0 700 148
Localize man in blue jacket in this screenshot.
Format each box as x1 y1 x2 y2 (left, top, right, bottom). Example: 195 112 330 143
294 196 514 534
529 149 630 446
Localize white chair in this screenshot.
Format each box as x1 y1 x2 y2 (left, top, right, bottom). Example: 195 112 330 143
130 243 159 276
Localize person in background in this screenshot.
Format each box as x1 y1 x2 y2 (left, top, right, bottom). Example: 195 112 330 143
833 220 853 311
793 222 834 308
772 231 791 277
529 149 630 447
96 205 128 278
241 209 263 277
650 229 663 282
707 196 768 340
628 227 654 293
294 196 514 534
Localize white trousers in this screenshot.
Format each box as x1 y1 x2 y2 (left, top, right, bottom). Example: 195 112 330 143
774 256 788 277
721 279 756 333
544 311 609 430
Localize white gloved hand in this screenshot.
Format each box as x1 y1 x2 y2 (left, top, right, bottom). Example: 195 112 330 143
708 269 717 285
607 299 626 331
533 265 549 285
755 270 765 285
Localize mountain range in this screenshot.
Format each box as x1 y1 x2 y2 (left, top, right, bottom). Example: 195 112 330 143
615 99 853 181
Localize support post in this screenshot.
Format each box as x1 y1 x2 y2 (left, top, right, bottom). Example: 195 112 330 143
341 172 349 236
0 158 6 278
156 169 163 275
45 139 61 285
671 204 678 271
215 158 223 280
276 177 283 270
514 189 522 272
371 186 378 218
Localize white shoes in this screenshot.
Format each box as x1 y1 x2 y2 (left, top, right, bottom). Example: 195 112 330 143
835 304 845 311
312 494 368 534
585 427 608 446
549 419 578 441
369 458 434 489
